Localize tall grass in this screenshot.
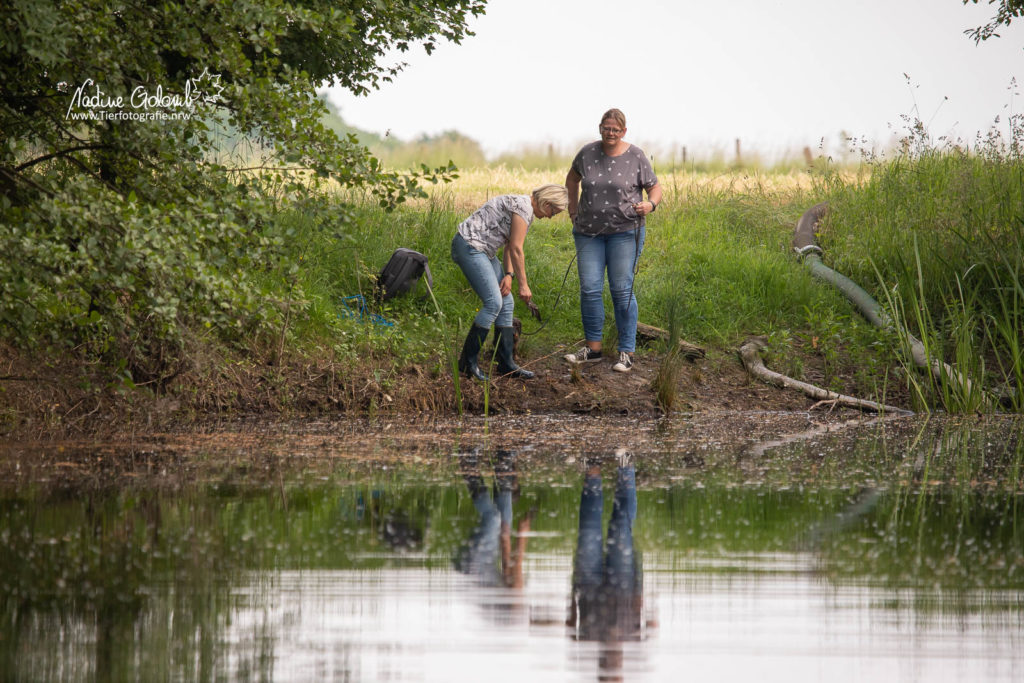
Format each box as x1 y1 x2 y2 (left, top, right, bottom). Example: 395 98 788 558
871 238 992 414
961 219 1024 411
822 122 1024 413
652 297 686 412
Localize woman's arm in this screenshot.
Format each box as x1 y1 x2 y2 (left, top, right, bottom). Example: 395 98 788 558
565 168 581 222
506 213 532 302
500 247 514 296
633 182 663 217
648 182 663 208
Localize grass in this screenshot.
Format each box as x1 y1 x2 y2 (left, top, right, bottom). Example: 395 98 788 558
821 132 1024 412
248 121 1024 415
652 297 687 412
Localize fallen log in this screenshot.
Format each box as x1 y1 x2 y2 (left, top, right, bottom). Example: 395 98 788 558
739 337 912 415
636 323 706 359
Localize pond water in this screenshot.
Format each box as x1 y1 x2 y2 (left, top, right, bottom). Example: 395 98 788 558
1 413 1023 682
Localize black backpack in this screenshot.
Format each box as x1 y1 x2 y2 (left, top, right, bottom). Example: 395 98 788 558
375 248 433 302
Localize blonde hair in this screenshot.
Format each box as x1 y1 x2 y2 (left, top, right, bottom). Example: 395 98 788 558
600 108 626 129
532 183 568 212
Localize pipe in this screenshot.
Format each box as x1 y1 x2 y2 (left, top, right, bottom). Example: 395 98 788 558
793 203 985 403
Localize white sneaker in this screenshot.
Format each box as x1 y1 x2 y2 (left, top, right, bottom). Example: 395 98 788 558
564 346 603 364
612 351 633 373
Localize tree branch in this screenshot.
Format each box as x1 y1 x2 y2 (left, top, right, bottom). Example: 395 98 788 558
15 145 110 172
739 337 913 415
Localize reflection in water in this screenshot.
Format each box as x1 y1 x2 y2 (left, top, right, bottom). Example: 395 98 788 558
568 449 653 681
1 417 1024 681
358 489 426 552
454 447 534 589
454 445 656 680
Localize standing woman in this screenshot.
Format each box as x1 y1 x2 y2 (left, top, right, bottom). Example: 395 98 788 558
451 184 568 381
563 108 662 373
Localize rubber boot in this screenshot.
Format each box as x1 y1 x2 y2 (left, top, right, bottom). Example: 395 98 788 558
495 326 534 379
458 325 491 381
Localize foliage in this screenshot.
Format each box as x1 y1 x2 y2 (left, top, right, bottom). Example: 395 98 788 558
0 0 485 383
963 0 1024 43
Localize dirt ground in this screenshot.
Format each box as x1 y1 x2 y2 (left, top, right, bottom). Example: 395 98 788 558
0 335 908 442
454 345 815 416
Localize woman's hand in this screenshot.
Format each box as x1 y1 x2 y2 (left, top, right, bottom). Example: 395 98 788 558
500 274 513 297
518 283 532 303
631 200 656 216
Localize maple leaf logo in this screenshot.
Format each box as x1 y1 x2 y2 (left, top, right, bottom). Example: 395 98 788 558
187 68 225 107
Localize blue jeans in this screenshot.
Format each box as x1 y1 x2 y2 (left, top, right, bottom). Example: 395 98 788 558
451 233 513 329
573 226 645 353
572 464 639 593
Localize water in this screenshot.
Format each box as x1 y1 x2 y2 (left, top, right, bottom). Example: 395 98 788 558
1 414 1022 681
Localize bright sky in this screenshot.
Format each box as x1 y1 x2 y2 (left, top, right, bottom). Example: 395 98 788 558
323 0 1022 163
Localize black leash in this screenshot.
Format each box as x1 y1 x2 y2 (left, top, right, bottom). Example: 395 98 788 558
521 222 642 337
521 250 577 336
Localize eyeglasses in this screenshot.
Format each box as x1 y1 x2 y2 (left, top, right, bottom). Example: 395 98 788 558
600 126 623 134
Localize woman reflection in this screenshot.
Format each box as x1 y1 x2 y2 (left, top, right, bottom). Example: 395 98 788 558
454 448 534 589
568 449 650 681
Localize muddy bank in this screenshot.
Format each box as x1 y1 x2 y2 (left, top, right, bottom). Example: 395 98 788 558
0 339 910 441
4 410 1022 496
0 411 907 490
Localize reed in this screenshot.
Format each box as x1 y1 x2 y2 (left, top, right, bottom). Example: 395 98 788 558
821 120 1024 413
962 218 1024 411
652 296 686 412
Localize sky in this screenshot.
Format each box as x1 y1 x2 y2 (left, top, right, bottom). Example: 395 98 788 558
323 0 1022 163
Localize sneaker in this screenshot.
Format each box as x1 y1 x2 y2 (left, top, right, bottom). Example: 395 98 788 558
614 447 633 468
564 346 603 364
612 351 633 373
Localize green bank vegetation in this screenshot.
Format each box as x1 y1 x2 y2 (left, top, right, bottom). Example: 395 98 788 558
3 122 1023 420
2 2 1022 423
274 113 1023 415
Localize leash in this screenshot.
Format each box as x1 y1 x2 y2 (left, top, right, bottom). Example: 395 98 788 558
521 250 577 336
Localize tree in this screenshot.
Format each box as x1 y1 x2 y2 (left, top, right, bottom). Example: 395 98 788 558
963 0 1024 43
0 1 486 384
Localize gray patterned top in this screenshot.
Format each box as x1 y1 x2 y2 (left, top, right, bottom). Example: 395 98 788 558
456 194 534 258
571 142 657 235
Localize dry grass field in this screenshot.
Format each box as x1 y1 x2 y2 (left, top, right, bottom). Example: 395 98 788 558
418 166 833 212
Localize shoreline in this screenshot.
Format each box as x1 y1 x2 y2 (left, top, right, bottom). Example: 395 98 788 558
1 339 913 442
